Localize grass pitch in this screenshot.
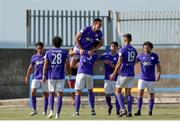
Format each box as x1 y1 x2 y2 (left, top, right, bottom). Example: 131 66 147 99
0 104 180 120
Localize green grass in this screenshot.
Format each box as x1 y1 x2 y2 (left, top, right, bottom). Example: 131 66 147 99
0 105 180 120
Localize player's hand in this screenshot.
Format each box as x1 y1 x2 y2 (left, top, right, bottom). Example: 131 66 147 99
156 74 160 82
80 49 84 55
109 73 115 81
69 48 73 56
104 60 111 65
24 77 28 85
42 76 46 83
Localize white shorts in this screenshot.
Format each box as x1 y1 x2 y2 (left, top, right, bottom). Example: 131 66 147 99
104 80 116 94
138 79 156 93
116 76 135 88
72 46 80 59
75 73 93 90
31 79 48 92
48 79 65 92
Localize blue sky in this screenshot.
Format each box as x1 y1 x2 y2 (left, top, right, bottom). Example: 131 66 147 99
0 0 179 48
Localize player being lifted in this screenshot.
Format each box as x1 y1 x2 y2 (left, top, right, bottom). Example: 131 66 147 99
73 42 100 116
42 36 71 119
109 33 137 117
24 42 49 116
70 18 103 70
99 42 120 115
134 41 161 116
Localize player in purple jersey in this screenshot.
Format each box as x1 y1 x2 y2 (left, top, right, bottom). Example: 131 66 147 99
109 33 137 117
70 18 103 70
99 42 120 115
73 42 99 116
134 41 161 116
24 42 49 116
42 36 71 119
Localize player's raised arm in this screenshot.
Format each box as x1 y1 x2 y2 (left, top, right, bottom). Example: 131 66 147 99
156 63 161 81
24 64 33 85
65 58 71 76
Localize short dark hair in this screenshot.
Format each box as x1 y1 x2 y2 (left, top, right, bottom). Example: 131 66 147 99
143 41 153 49
52 36 62 48
123 33 132 41
35 42 44 48
110 41 119 47
93 18 102 23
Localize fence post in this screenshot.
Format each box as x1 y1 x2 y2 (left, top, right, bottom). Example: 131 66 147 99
106 10 113 52
26 9 31 48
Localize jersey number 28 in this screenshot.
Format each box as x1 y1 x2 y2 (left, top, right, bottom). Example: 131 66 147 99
52 53 62 64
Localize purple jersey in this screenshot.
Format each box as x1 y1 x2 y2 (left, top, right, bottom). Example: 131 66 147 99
137 52 160 81
78 26 103 50
45 48 68 80
77 50 98 75
118 45 137 77
31 54 45 80
99 52 119 81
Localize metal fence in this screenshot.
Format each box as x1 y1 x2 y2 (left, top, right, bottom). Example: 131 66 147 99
116 11 180 47
26 10 113 48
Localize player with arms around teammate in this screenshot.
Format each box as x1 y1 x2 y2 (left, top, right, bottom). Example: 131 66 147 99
24 42 49 116
109 33 137 117
73 42 99 116
70 18 104 69
99 42 120 115
42 36 71 119
134 41 161 116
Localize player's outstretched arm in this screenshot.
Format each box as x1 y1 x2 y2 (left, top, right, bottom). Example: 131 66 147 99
24 64 33 85
104 60 115 68
109 57 123 80
156 63 161 81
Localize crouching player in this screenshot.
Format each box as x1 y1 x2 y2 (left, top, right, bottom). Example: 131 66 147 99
24 42 49 116
134 41 161 116
73 42 99 116
99 42 120 115
42 36 71 119
109 33 137 117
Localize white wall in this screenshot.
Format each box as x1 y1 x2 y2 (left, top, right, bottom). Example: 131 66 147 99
0 0 179 48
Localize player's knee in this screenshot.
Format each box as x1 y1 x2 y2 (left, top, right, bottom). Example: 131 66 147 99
76 90 81 95
149 93 155 99
31 89 36 96
88 89 93 93
57 91 63 96
43 92 49 98
105 94 111 97
115 88 122 94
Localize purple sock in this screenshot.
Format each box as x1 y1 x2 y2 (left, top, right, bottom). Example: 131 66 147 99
105 96 112 108
49 94 54 111
44 97 48 113
137 97 143 111
57 96 63 115
116 93 125 109
31 96 36 111
127 95 132 113
149 98 154 112
75 95 81 112
115 95 120 112
88 92 95 110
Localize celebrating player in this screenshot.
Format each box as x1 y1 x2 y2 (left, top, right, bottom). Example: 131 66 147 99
109 33 137 117
99 42 120 115
134 41 161 116
24 42 49 116
42 36 71 119
73 42 100 116
70 18 103 69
